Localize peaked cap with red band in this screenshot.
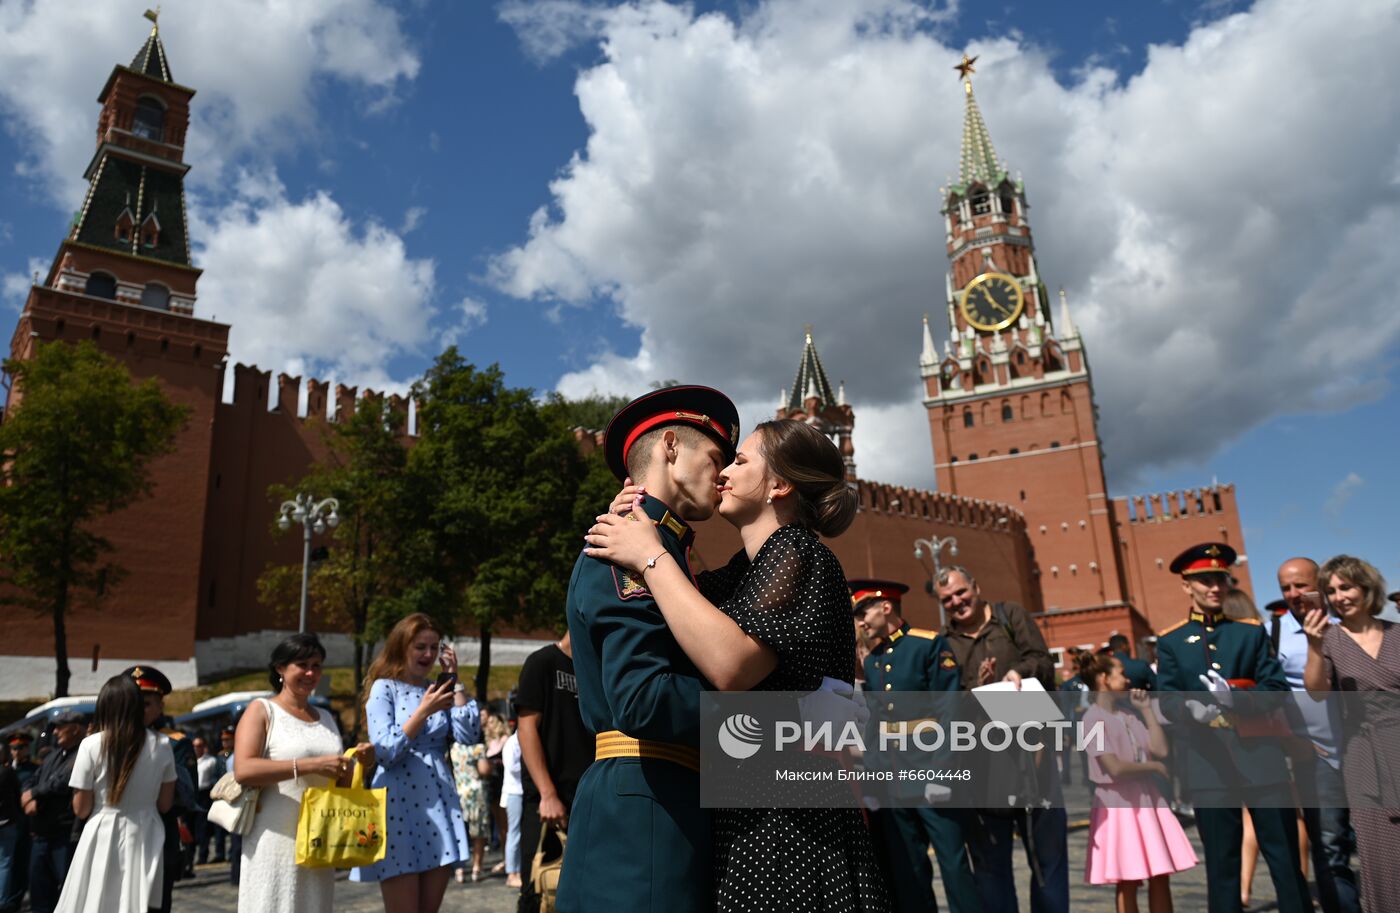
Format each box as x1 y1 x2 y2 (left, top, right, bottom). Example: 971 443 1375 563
848 578 910 614
603 385 741 481
121 664 172 696
1168 542 1237 577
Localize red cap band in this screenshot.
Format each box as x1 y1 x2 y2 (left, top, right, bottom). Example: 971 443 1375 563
621 411 730 467
851 588 896 606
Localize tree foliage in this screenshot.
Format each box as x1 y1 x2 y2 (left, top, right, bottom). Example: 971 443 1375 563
0 342 188 697
257 396 415 737
401 351 592 700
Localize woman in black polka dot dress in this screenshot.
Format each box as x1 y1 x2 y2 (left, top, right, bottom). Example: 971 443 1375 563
587 419 888 913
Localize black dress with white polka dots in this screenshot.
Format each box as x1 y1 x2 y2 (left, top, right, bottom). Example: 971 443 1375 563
704 524 889 913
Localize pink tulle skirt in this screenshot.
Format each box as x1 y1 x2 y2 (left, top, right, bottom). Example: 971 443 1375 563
1084 781 1198 884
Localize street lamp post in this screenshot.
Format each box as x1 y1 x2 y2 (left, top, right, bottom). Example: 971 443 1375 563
278 493 340 633
913 534 958 630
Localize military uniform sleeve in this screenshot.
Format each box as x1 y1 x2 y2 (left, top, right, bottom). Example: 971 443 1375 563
579 557 705 745
1245 626 1288 691
1154 636 1188 724
923 634 962 722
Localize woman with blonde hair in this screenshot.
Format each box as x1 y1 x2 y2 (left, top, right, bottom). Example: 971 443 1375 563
55 675 175 913
352 613 480 913
1304 554 1400 909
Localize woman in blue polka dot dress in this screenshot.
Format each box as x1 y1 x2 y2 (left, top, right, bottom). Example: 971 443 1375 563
350 613 481 912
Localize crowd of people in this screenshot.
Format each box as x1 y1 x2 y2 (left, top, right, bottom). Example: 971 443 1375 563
1 384 1396 913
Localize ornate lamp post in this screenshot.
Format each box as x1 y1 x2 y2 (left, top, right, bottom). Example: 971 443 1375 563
277 493 340 633
913 535 958 630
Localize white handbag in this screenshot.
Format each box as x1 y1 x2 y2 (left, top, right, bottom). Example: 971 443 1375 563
206 698 275 836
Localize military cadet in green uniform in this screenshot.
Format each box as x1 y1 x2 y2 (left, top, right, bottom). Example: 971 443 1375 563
852 579 978 913
557 385 741 913
1155 543 1310 913
122 665 194 913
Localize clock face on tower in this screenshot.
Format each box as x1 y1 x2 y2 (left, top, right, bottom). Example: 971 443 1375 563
959 272 1025 332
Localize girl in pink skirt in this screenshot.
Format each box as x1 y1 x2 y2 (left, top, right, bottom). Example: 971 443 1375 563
1080 651 1196 913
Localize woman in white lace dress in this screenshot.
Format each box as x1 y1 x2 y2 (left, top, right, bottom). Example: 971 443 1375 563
234 634 372 913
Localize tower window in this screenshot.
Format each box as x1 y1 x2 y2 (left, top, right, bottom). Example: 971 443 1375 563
963 411 974 428
1050 440 1061 449
1001 403 1013 422
999 185 1015 216
84 272 117 299
140 283 170 311
1010 447 1019 455
968 453 979 461
133 97 165 141
971 189 991 215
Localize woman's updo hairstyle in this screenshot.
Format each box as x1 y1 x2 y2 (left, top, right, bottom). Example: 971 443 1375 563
753 419 858 538
267 632 327 692
1076 648 1118 691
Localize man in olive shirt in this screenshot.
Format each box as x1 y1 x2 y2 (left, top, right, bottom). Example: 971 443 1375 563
937 566 1066 913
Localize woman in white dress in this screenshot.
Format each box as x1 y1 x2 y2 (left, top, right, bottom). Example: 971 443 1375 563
234 633 372 913
56 674 176 913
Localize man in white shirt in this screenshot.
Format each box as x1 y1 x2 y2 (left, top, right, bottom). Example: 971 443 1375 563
191 736 224 866
1275 557 1358 913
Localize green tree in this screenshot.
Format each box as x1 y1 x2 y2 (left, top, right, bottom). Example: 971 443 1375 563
405 350 589 700
0 342 188 697
257 397 415 737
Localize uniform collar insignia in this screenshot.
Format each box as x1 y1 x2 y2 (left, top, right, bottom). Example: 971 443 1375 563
889 623 910 644
638 497 693 547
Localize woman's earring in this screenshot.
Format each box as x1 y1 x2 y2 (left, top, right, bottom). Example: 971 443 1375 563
765 496 773 504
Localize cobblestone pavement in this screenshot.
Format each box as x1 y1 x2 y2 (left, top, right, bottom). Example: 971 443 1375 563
161 811 1286 913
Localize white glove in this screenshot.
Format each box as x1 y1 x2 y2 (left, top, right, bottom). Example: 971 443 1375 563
924 782 952 804
1185 699 1222 724
799 677 869 734
1199 670 1234 708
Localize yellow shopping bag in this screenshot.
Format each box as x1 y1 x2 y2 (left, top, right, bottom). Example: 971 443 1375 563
295 750 388 869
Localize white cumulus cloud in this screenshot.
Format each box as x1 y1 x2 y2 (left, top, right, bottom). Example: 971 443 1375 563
493 0 1400 489
0 0 420 205
191 177 436 390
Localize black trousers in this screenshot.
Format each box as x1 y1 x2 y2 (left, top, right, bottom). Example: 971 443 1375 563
517 793 570 913
1194 792 1310 913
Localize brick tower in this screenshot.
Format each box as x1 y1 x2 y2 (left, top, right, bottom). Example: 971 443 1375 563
5 12 230 689
921 58 1130 616
776 328 857 480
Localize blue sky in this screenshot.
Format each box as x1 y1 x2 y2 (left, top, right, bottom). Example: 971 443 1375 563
0 0 1395 607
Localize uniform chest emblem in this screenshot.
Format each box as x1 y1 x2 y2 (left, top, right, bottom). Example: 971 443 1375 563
613 566 651 600
1187 635 1201 643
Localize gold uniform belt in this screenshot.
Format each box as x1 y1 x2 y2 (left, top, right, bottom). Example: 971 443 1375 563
594 731 700 772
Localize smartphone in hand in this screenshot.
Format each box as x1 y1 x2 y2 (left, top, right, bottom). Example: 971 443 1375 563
436 671 457 689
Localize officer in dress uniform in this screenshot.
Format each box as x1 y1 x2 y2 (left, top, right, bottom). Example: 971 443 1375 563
122 665 193 913
557 386 740 913
851 579 977 913
1154 544 1310 913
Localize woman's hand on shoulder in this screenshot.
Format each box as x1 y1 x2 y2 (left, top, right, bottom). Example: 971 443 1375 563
607 479 646 517
583 510 663 573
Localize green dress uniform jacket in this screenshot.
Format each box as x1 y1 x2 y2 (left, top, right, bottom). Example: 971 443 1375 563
557 497 712 913
1157 609 1310 913
1155 611 1290 792
862 625 978 913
